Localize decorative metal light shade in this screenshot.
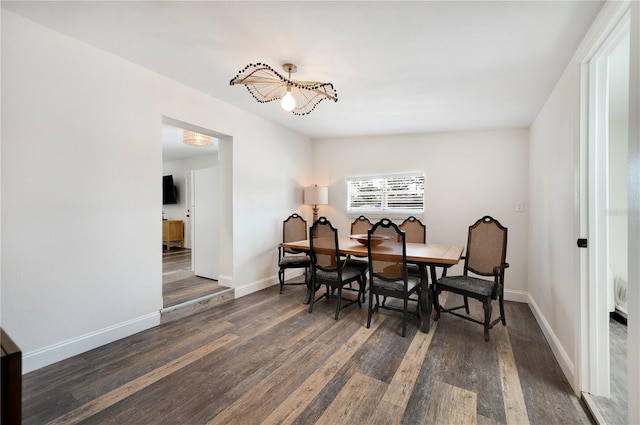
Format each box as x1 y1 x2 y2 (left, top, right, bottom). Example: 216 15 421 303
230 63 338 115
183 130 213 147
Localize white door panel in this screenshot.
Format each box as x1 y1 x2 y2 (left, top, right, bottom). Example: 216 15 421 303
193 167 219 280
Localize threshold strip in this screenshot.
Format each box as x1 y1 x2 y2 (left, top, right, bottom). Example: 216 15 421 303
160 288 234 313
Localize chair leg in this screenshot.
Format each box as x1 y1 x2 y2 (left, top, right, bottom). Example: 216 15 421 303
402 297 408 337
279 268 285 294
483 301 492 341
464 296 470 314
367 288 374 328
308 278 316 313
499 295 506 326
335 287 342 320
433 288 441 321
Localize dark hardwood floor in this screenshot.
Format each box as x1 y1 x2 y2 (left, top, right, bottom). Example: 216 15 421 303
588 316 628 425
22 281 594 424
163 248 226 308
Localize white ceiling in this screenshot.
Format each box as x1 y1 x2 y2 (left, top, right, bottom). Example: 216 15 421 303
3 1 604 142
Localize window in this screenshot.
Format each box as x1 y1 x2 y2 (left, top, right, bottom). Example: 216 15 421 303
347 172 424 216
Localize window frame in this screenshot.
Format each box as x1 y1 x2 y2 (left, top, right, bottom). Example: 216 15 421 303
346 172 425 219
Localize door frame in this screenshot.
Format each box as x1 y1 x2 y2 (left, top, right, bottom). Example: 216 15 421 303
162 115 234 288
579 5 630 399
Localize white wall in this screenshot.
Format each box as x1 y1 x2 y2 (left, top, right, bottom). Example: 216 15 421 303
312 129 529 297
1 11 312 372
529 0 640 402
528 58 581 386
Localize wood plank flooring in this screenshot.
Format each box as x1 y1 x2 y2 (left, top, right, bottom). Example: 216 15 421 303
22 282 594 424
588 316 628 424
163 248 226 308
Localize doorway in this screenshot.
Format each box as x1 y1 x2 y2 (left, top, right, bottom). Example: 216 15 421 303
581 9 630 424
161 117 227 310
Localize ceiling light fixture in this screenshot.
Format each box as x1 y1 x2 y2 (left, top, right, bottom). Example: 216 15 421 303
183 130 213 147
230 63 338 115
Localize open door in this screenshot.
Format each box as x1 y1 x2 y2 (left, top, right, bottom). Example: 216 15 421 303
193 167 219 280
580 8 630 423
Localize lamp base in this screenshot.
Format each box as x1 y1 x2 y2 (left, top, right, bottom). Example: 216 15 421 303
312 206 319 223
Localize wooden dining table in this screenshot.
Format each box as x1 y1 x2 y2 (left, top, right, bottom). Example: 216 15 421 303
281 237 464 333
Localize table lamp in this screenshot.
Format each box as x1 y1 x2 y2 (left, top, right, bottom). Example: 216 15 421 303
304 185 328 223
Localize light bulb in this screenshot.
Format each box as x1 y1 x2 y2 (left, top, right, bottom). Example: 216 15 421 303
281 88 296 112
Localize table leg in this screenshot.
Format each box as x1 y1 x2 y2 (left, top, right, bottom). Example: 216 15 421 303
419 264 431 332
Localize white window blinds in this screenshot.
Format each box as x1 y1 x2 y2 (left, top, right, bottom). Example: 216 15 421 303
347 172 424 215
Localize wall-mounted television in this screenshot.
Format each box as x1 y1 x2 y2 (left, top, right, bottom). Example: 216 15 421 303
163 175 178 205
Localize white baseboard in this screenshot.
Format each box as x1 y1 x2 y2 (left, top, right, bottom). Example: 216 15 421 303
22 312 160 374
504 288 529 303
234 276 278 298
217 274 233 288
526 293 577 393
234 270 306 299
234 277 531 304
504 289 577 395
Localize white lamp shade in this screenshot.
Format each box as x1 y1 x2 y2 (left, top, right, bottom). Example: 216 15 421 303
304 186 328 205
183 130 213 147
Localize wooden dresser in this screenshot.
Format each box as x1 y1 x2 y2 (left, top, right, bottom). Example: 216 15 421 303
163 220 184 252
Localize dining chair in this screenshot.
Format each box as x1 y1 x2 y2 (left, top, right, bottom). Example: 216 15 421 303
399 216 426 243
375 216 426 309
278 213 311 294
434 216 509 341
398 216 426 279
366 218 421 337
350 215 373 235
308 217 366 320
345 215 373 301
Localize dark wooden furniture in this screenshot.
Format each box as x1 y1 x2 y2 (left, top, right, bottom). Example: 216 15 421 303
434 216 509 341
308 217 366 320
345 215 373 301
1 328 21 425
366 218 421 337
350 215 373 235
282 236 464 332
383 216 426 304
278 214 311 294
